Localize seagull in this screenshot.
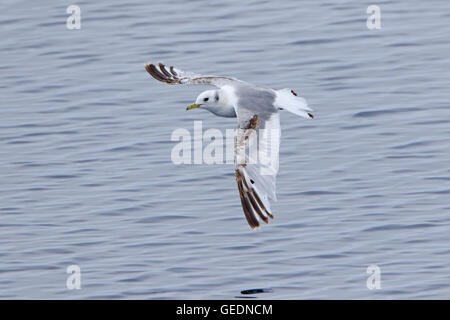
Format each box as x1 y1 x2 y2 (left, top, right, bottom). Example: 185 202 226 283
145 62 313 229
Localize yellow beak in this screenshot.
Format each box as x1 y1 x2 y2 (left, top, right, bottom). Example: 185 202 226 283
186 103 200 111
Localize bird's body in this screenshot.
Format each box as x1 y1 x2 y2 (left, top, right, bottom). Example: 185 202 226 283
145 62 313 229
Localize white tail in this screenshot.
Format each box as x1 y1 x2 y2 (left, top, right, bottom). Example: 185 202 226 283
274 88 314 119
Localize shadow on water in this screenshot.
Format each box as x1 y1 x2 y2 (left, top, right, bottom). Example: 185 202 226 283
236 288 274 298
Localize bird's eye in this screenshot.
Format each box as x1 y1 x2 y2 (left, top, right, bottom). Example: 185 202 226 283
203 97 209 102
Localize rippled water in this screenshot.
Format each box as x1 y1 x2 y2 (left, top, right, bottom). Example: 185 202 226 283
1 0 450 299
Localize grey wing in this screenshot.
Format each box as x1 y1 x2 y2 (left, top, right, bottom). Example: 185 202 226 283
145 62 243 88
234 96 281 229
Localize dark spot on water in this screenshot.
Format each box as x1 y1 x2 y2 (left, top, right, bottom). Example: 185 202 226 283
241 288 273 295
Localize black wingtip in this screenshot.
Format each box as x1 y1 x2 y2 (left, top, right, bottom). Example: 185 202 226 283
144 63 152 73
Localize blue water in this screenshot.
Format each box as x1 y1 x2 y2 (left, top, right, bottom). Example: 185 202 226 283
1 0 450 299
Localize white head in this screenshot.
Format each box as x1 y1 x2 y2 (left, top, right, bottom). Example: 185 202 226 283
186 90 236 118
187 90 219 111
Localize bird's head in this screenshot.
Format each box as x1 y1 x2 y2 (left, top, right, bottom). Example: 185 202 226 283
186 90 219 111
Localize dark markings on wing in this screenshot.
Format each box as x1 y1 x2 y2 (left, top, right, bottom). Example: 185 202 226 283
236 172 260 229
145 62 237 86
235 168 274 229
145 63 178 84
158 63 172 77
240 172 269 224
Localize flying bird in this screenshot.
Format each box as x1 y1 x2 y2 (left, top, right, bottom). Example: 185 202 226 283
145 62 313 229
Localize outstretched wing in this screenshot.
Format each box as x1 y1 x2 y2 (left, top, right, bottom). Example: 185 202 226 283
145 62 242 88
234 110 280 229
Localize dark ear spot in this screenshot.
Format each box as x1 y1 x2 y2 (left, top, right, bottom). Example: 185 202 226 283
215 93 219 102
250 179 255 184
291 89 298 96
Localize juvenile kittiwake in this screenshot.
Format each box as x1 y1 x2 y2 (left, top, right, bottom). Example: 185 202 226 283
145 62 313 229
